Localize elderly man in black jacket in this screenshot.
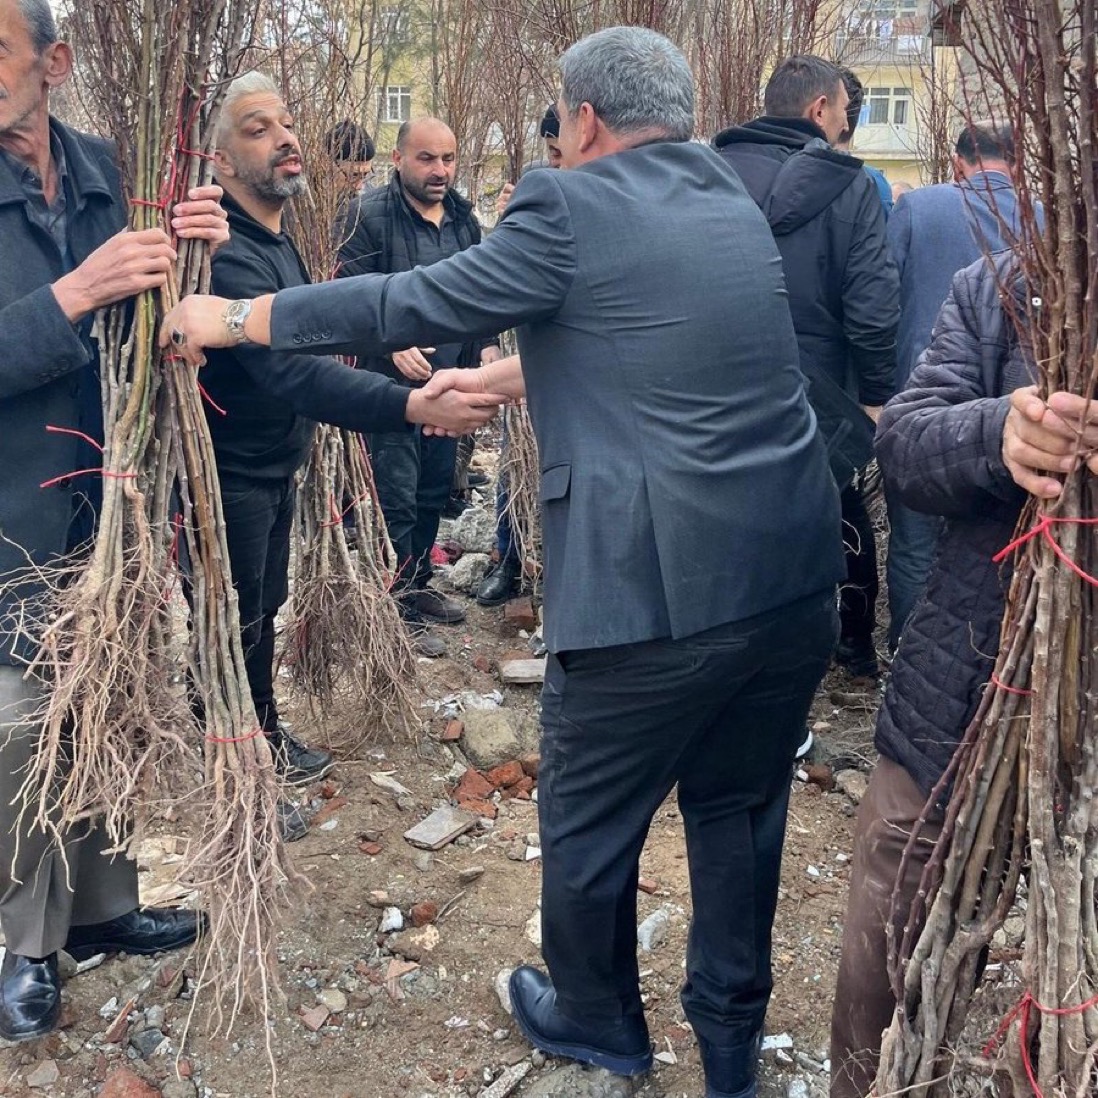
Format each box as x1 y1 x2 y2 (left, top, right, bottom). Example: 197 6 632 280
336 118 502 657
829 253 1098 1097
0 0 230 1042
204 75 505 785
714 55 899 680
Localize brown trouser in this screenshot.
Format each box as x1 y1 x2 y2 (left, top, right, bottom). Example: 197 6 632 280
0 665 137 958
830 757 943 1098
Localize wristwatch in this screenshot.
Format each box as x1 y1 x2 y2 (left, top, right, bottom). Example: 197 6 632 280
222 299 253 345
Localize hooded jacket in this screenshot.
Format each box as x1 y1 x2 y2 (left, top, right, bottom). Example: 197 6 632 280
713 117 899 408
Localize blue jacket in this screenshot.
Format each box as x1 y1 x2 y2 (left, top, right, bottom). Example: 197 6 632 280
887 171 1028 388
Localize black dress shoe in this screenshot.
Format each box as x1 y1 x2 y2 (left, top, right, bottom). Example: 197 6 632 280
267 722 334 786
475 558 520 607
0 951 60 1042
508 965 652 1076
65 907 202 962
698 1029 761 1097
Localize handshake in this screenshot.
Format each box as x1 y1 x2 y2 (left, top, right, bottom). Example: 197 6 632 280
406 368 513 437
158 293 517 438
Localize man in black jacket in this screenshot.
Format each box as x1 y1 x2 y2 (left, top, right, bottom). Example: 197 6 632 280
337 118 501 657
713 55 899 679
206 76 505 775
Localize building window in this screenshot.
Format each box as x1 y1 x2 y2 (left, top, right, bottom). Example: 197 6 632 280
866 87 911 126
378 85 411 124
379 6 410 42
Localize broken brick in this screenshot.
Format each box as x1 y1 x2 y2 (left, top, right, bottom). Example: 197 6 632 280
99 1067 161 1098
456 797 497 820
312 795 349 825
316 778 341 799
441 719 464 742
805 763 835 793
453 768 494 801
487 760 525 789
300 1005 330 1032
638 878 659 895
472 655 492 674
503 597 537 632
518 753 540 778
512 776 535 796
411 901 438 927
358 840 383 856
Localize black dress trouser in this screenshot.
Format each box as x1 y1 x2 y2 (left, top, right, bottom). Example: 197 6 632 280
218 475 295 732
537 589 837 1068
838 484 878 646
368 427 459 592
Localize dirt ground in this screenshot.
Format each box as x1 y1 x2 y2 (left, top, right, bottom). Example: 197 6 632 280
0 488 890 1098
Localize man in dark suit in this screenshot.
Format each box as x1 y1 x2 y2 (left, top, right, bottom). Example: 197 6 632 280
163 27 844 1098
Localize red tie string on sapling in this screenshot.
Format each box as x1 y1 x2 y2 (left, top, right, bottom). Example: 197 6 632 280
875 3 1098 1096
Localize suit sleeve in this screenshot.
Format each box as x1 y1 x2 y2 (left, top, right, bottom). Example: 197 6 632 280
211 249 410 433
842 179 900 406
875 268 1024 518
0 285 93 400
269 169 578 358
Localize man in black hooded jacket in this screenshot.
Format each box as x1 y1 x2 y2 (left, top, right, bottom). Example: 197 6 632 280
713 55 899 679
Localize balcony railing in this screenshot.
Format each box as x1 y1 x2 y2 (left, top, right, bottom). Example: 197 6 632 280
835 32 932 65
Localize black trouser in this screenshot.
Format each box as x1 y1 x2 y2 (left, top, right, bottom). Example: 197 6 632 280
537 590 837 1064
219 475 295 732
839 484 878 646
368 428 458 592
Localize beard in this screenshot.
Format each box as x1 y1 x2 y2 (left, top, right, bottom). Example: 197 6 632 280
400 173 447 207
236 154 309 202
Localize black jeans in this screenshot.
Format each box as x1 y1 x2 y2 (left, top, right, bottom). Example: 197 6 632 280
537 590 837 1063
219 475 295 732
839 484 878 646
368 428 458 591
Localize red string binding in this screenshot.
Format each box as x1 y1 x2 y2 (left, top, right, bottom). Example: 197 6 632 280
994 514 1098 588
989 672 1034 696
40 468 137 490
983 989 1098 1098
45 424 104 452
205 727 265 744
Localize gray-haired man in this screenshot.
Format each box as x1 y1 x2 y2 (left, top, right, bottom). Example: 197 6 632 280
0 0 229 1041
164 27 843 1098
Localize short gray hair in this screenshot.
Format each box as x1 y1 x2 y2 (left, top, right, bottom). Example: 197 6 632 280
18 0 58 54
558 26 694 143
216 71 282 145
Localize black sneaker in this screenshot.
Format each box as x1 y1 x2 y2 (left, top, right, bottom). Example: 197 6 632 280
266 722 334 786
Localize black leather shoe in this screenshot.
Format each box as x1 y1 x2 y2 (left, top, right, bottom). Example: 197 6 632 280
0 951 60 1042
267 722 334 786
65 907 202 962
475 559 520 607
698 1030 761 1098
508 965 652 1076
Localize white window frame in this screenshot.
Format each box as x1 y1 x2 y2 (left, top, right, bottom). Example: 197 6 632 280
378 85 411 124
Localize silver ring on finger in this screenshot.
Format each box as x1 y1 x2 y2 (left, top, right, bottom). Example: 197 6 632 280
171 328 187 347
